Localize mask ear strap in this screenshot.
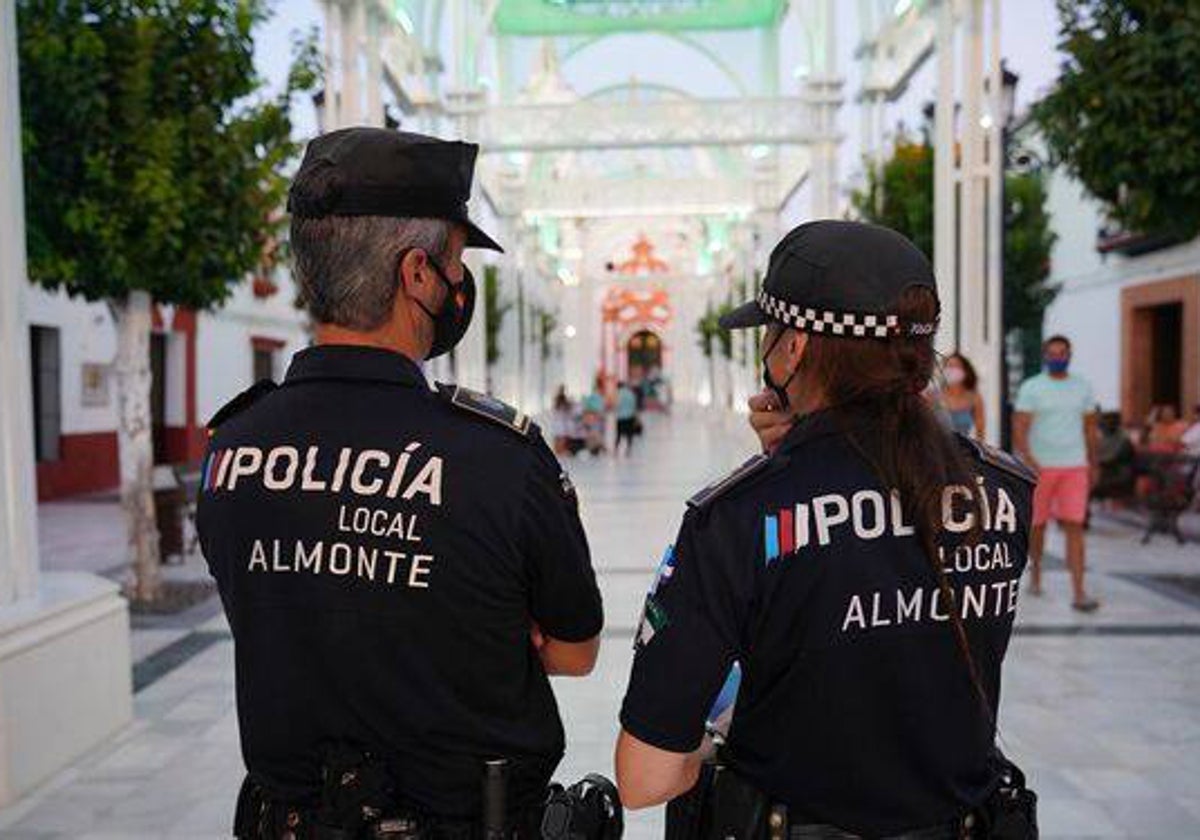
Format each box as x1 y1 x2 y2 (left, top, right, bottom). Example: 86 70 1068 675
397 247 446 322
763 325 802 410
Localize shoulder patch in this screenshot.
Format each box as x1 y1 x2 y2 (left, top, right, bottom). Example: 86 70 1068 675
437 383 533 437
206 379 277 434
687 454 772 510
958 434 1038 485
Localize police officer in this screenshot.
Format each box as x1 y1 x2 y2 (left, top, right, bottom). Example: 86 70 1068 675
614 221 1036 839
196 128 603 838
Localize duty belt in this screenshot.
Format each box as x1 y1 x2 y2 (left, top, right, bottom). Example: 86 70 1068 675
234 776 545 840
788 814 977 840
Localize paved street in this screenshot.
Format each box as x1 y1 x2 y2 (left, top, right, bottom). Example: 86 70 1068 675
3 410 1200 838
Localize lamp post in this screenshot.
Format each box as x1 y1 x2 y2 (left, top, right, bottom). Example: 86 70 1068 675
998 63 1018 449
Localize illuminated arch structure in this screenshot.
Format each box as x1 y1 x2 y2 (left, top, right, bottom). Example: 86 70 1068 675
319 0 857 411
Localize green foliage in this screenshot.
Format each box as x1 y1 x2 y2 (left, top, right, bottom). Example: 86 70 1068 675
695 301 734 359
537 307 558 362
1033 0 1200 239
695 305 717 358
483 265 511 367
852 137 1058 343
18 0 321 308
1004 172 1060 373
851 138 934 260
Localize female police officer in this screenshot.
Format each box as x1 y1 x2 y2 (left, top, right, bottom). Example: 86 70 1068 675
615 221 1036 839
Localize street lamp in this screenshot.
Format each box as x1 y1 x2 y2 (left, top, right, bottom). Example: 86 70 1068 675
998 62 1019 449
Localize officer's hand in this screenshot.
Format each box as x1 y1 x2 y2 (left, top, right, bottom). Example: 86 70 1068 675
748 389 795 454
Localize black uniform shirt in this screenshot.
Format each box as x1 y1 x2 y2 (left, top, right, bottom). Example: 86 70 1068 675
196 345 602 817
621 410 1033 837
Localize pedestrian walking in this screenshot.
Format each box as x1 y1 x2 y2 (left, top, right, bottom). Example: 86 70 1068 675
1013 334 1100 611
615 380 640 457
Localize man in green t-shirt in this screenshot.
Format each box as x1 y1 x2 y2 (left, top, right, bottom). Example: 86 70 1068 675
1013 335 1100 611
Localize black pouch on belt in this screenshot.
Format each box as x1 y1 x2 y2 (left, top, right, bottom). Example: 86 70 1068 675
666 764 778 840
977 751 1038 840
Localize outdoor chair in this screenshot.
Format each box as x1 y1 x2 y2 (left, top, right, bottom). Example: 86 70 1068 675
1133 452 1200 545
172 461 205 562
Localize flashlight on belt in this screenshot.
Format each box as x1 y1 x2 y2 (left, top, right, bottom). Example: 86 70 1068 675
483 759 509 840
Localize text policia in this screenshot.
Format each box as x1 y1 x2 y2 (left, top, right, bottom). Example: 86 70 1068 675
202 442 444 590
762 478 1022 634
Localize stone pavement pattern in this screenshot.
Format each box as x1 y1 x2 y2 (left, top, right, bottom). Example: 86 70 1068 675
2 411 1200 838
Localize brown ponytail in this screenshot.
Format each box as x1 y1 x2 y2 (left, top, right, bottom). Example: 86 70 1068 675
796 285 992 714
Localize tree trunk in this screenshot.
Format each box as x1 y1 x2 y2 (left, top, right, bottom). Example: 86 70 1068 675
111 291 162 602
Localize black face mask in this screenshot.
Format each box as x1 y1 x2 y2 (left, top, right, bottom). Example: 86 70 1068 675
762 325 801 410
405 252 476 360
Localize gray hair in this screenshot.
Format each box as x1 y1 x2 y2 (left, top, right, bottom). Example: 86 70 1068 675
290 215 452 330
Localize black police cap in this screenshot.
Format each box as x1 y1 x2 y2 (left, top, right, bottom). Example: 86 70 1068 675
720 220 937 339
287 127 503 252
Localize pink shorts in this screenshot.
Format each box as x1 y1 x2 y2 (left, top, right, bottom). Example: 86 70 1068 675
1032 466 1090 526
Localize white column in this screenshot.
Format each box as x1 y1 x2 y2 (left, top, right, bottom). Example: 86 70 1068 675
807 0 842 219
0 1 133 806
933 0 958 354
0 0 40 605
958 0 985 367
322 0 341 129
339 0 362 125
365 4 384 127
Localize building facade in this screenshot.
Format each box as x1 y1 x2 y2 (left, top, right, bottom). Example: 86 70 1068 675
1041 169 1199 424
27 275 309 500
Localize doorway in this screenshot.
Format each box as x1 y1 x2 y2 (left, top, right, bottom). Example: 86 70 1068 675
151 333 168 464
1122 277 1199 426
1148 303 1183 415
626 330 663 379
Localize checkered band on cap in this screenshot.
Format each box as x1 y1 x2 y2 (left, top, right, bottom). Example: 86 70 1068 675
757 290 903 339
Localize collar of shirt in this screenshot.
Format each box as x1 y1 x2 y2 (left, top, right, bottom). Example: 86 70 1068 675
283 344 428 388
775 407 882 456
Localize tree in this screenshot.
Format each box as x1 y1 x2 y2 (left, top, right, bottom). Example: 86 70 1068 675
1033 0 1200 240
1003 172 1059 377
19 0 319 600
696 300 735 406
851 136 934 260
483 264 512 392
851 137 1058 364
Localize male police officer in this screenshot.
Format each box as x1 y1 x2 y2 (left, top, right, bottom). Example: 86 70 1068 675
197 128 603 838
614 222 1036 838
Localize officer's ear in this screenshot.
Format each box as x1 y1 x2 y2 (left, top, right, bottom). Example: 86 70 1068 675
786 329 808 365
398 248 432 297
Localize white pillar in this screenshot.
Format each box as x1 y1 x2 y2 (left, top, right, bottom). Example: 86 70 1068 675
365 4 384 127
322 0 341 129
0 0 40 605
807 0 842 219
339 0 362 125
958 0 985 368
933 0 958 354
0 1 133 806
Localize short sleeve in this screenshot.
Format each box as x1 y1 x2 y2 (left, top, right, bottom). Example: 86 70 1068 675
1080 379 1095 412
521 439 603 642
1014 379 1037 413
619 511 751 753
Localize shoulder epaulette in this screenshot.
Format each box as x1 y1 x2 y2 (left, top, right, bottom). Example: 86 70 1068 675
206 379 277 435
687 454 772 510
436 383 533 437
959 434 1038 485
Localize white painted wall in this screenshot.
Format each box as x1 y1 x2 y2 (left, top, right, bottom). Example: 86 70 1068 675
26 288 119 436
1041 161 1200 412
195 271 310 423
25 270 310 441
